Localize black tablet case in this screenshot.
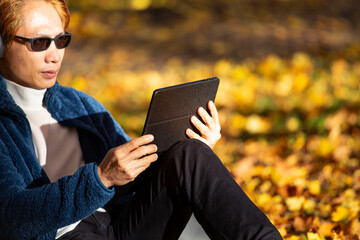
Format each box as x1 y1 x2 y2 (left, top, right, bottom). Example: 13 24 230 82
142 77 219 153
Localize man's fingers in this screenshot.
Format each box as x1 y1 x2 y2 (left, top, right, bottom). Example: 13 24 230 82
131 143 158 160
138 153 158 165
208 101 220 130
123 153 158 181
114 135 157 165
190 115 211 136
98 135 158 188
186 128 200 139
198 107 214 128
125 134 155 151
186 101 222 149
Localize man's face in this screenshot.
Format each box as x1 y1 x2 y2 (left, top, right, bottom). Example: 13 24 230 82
0 1 65 89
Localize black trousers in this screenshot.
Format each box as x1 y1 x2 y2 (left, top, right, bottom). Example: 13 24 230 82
59 139 282 240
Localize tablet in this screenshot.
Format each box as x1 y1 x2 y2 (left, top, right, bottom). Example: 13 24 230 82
142 77 220 153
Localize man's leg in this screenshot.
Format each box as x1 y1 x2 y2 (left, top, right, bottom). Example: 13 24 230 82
58 211 115 240
112 139 282 240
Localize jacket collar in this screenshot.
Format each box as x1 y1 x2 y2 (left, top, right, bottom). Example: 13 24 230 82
0 75 25 116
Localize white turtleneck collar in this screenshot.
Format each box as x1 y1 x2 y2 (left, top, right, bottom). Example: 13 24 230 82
4 79 46 111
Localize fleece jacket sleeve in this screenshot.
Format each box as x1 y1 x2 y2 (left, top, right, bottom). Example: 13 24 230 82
0 142 114 240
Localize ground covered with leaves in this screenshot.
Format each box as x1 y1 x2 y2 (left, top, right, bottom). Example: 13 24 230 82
61 1 360 239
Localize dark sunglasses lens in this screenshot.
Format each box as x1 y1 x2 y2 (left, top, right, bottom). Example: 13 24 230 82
32 38 51 51
55 35 71 49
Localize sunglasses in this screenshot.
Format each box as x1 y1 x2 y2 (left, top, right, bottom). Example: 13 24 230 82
15 32 72 52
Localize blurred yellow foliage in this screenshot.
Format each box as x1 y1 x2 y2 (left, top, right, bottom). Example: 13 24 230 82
61 50 360 239
130 0 151 10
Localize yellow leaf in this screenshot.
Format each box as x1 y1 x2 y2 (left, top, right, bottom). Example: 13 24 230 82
285 196 305 212
286 116 300 132
350 218 360 236
233 85 256 106
285 236 301 240
274 74 293 97
130 0 151 10
245 115 271 134
293 72 310 92
259 180 272 193
231 113 247 131
257 193 272 208
318 203 332 218
246 178 261 193
331 206 350 222
332 231 345 240
293 133 306 150
303 199 316 214
277 227 287 238
317 221 336 237
309 180 321 195
307 232 321 240
293 216 306 232
317 138 334 157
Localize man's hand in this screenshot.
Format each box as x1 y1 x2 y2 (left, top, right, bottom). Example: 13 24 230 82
97 135 158 188
186 101 221 149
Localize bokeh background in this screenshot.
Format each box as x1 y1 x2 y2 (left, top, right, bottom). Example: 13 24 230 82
61 0 360 239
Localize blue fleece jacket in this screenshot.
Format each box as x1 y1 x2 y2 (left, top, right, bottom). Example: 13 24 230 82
0 75 131 239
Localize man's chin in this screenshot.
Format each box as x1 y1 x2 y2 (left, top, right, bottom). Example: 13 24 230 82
33 78 57 90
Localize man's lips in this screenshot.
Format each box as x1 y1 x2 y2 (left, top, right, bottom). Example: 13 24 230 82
41 69 58 79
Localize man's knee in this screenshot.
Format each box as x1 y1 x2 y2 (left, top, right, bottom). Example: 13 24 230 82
160 139 217 172
168 139 211 154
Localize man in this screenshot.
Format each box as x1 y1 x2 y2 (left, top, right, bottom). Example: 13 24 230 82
0 0 282 239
